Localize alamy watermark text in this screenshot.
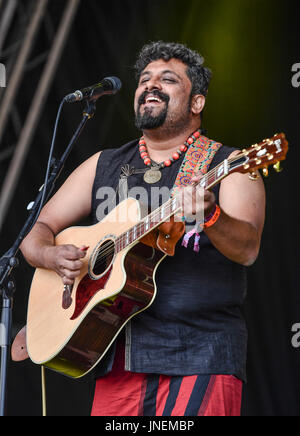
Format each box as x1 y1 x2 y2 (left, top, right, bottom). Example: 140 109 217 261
0 63 6 88
291 63 300 88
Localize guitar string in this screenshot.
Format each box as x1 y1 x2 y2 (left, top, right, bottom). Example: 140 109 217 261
92 149 261 267
91 152 249 268
91 140 282 268
91 151 251 267
94 139 284 267
92 172 216 267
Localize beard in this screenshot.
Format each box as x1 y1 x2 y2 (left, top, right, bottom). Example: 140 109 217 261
134 90 193 133
135 90 170 130
135 105 168 130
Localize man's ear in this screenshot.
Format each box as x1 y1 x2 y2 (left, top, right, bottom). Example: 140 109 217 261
191 95 206 116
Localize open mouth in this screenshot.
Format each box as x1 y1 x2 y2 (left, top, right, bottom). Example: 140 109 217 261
143 95 163 106
138 90 169 108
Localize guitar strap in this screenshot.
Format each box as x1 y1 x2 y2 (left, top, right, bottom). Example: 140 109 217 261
171 135 223 197
171 135 223 252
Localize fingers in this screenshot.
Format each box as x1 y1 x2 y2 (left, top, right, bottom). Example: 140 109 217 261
180 186 204 219
180 186 216 220
61 245 88 260
61 272 80 285
191 172 203 184
58 266 81 286
62 275 77 286
59 259 84 271
55 244 89 286
59 265 82 279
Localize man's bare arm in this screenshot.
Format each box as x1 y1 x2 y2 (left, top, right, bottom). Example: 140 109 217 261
20 152 101 284
205 152 266 266
184 151 266 266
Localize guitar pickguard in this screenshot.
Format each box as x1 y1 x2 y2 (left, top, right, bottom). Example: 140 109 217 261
70 266 113 320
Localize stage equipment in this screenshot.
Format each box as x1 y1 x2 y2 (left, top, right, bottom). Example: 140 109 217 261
64 77 122 103
0 73 121 413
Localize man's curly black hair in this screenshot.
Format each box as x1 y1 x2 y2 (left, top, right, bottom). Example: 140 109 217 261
134 41 212 97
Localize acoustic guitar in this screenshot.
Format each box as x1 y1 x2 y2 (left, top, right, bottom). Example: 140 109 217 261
25 134 288 378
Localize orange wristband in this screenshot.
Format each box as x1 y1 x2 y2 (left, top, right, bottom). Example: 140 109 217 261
204 205 221 229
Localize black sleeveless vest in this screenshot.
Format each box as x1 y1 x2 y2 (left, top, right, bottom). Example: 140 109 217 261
91 139 248 382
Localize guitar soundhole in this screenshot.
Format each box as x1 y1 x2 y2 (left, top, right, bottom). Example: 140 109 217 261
90 239 115 279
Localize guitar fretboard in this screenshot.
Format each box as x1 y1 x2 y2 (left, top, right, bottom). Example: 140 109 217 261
115 196 179 253
114 157 235 253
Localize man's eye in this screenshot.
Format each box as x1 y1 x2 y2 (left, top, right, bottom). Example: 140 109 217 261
163 78 176 83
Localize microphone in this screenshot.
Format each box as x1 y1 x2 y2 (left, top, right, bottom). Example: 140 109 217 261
64 76 122 103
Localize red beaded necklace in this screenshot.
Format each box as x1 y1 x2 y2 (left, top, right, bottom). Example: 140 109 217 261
139 129 202 184
139 129 201 168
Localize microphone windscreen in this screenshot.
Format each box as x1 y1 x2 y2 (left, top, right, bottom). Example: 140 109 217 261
105 76 122 93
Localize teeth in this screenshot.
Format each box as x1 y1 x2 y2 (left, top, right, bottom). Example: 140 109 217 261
146 96 161 103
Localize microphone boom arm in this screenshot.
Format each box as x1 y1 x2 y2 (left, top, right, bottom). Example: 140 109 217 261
0 99 96 416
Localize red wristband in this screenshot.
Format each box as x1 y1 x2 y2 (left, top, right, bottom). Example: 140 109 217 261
204 204 221 229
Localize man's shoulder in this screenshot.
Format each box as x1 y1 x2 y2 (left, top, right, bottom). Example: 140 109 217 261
100 138 139 155
94 139 139 168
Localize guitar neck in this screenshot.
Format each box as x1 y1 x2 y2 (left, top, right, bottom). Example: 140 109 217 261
115 153 247 253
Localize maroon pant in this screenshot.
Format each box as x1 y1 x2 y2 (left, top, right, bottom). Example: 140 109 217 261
91 342 242 417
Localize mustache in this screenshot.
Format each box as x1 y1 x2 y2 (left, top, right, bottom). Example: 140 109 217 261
138 90 170 106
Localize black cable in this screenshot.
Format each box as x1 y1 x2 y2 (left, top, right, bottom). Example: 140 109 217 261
27 97 66 236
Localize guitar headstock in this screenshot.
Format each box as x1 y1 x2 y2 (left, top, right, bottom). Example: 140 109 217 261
229 133 289 179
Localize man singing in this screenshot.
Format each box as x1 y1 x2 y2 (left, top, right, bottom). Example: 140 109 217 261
21 42 265 416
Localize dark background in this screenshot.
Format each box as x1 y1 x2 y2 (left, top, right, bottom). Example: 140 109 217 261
0 0 300 416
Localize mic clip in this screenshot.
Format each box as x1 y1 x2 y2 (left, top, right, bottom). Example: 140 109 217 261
64 90 83 103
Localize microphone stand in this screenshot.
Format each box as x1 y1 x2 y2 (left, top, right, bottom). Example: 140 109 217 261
0 99 96 416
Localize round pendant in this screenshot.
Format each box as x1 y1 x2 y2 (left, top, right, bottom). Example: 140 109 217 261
144 169 162 184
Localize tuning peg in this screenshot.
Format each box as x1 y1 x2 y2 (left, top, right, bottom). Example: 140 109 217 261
273 162 283 173
249 172 259 181
263 167 269 178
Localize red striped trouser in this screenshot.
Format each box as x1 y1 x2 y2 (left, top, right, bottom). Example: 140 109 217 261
91 343 243 417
